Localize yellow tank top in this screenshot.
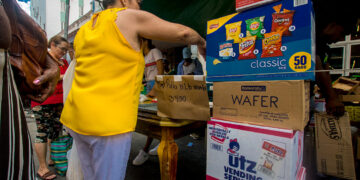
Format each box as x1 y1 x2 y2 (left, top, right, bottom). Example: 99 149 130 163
60 8 145 136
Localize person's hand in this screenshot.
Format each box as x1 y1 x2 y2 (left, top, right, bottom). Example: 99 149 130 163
197 40 206 58
27 54 60 103
326 96 345 117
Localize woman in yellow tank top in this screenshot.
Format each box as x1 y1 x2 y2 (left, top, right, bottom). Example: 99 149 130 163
60 0 206 179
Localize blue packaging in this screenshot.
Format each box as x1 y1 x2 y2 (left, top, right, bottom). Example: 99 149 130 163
206 0 315 82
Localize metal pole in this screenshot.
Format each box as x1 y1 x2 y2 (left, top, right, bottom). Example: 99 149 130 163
92 0 95 13
64 0 70 39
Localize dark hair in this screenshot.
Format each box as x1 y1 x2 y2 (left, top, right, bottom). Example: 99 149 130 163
48 35 68 48
313 0 359 35
102 0 116 9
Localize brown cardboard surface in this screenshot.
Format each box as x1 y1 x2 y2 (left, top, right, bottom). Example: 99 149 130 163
333 77 360 94
315 113 356 180
340 95 360 102
155 75 210 121
213 80 309 130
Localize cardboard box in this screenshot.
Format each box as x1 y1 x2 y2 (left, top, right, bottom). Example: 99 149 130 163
155 75 210 121
315 113 356 180
332 77 360 95
309 98 326 126
206 118 304 180
236 0 279 12
206 0 315 82
213 80 309 130
344 106 360 122
296 167 306 180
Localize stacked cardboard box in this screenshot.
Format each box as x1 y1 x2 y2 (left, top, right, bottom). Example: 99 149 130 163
205 0 314 179
207 118 305 180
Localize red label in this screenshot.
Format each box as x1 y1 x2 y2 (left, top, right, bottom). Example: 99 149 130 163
250 22 260 30
229 27 238 33
210 24 219 29
236 0 266 7
262 141 287 157
240 40 254 51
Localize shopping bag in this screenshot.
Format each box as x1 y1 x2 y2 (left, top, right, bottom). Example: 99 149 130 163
155 75 210 121
50 135 73 176
63 59 76 102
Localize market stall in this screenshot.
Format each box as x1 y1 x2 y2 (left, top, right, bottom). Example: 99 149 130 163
136 0 360 180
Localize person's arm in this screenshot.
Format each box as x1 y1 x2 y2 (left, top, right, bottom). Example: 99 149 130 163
28 54 60 102
194 58 204 75
59 74 64 80
315 55 344 116
177 61 183 75
0 5 11 49
133 10 206 56
152 49 164 75
156 60 164 75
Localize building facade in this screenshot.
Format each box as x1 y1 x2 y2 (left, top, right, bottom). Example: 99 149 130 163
30 0 97 39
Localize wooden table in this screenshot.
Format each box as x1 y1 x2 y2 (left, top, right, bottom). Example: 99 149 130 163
136 104 206 180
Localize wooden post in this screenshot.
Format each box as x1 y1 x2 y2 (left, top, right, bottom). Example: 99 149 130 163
158 127 178 180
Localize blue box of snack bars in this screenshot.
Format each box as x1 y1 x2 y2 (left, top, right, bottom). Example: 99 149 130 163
206 0 315 82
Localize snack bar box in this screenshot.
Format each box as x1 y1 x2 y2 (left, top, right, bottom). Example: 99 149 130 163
206 118 304 180
206 0 315 82
213 80 310 130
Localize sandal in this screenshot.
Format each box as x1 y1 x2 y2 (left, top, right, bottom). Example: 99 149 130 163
48 159 55 167
36 170 57 180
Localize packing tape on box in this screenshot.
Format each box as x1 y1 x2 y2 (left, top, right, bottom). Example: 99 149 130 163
156 75 163 81
174 75 182 82
194 75 205 81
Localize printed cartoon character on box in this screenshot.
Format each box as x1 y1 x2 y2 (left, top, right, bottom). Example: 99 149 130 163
227 138 240 156
224 138 263 180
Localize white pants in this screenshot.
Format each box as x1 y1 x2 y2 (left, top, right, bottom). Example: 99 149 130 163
66 127 132 180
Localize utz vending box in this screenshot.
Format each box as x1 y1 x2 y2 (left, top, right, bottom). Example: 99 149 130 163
206 118 304 180
206 0 315 82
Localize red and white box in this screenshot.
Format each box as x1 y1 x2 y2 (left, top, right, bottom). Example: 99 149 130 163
296 167 306 180
206 118 304 180
236 0 279 12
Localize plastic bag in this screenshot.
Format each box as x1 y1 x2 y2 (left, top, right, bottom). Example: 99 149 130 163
63 59 76 102
66 141 84 180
